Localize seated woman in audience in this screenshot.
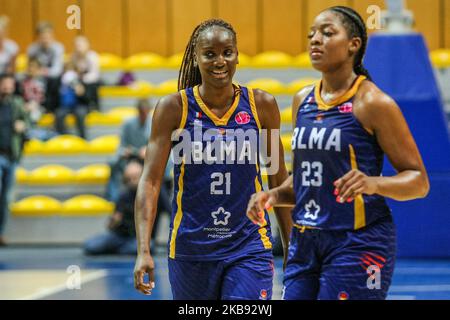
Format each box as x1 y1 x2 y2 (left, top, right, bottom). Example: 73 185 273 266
20 57 57 141
71 35 100 110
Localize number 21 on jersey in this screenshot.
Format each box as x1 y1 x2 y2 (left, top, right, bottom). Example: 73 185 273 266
210 172 231 195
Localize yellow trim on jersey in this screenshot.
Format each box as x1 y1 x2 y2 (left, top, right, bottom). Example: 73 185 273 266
248 88 261 130
258 227 273 249
315 75 367 111
169 162 185 259
255 161 262 193
349 144 366 230
179 90 188 129
255 161 272 249
293 224 320 233
193 84 241 126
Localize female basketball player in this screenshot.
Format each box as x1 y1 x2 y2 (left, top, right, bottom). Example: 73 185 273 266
247 6 429 300
134 19 292 300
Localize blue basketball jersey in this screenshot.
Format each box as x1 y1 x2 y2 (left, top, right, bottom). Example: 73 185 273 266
291 75 391 230
169 84 273 260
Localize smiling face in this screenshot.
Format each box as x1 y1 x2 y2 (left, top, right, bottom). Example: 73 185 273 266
194 26 238 88
307 10 361 73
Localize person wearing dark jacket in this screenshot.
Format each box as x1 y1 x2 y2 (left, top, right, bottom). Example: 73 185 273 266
0 73 30 246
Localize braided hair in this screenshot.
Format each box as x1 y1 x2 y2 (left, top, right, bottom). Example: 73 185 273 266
328 6 372 81
178 19 237 91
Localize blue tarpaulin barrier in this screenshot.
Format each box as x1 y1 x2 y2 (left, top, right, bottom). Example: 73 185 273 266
365 33 450 258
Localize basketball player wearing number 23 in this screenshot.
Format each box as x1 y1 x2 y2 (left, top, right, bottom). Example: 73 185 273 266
246 6 429 300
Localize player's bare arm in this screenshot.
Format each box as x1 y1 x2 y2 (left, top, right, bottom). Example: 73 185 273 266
252 88 293 265
335 82 430 202
133 93 182 295
247 87 313 223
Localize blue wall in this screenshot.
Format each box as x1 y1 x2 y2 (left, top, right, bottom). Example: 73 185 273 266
365 33 450 258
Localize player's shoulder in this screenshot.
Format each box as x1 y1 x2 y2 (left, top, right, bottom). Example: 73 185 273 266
291 84 315 121
245 87 280 128
153 92 184 128
250 88 277 107
293 84 315 106
353 79 400 133
156 91 183 110
355 80 397 113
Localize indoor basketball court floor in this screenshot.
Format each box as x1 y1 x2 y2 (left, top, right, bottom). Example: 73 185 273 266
1 246 450 300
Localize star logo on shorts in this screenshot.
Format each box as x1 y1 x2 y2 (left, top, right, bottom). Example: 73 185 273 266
211 207 231 226
304 199 320 220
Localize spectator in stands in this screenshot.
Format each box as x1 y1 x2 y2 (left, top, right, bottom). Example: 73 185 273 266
71 35 100 110
105 99 152 202
27 22 64 113
54 61 88 139
0 74 30 246
84 160 142 255
0 16 18 75
20 57 57 141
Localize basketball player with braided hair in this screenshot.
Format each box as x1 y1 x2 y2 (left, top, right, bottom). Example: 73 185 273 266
247 6 429 299
134 19 292 300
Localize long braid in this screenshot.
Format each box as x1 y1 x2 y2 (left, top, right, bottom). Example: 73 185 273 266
178 19 237 91
329 6 372 81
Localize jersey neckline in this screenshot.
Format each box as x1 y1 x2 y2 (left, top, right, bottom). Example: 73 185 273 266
314 75 366 111
193 83 241 126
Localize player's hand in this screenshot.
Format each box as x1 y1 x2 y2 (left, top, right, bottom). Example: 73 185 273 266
246 190 277 226
134 253 155 295
334 169 378 203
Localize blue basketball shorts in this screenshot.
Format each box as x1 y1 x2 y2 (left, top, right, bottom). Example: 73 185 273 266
283 215 397 300
168 252 274 300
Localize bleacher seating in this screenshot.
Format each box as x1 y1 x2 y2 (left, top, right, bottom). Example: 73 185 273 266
15 49 450 72
124 52 166 70
11 195 113 217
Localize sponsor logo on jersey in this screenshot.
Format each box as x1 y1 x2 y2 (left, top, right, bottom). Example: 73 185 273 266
359 252 386 271
305 96 315 104
171 124 281 174
304 199 320 220
338 291 349 300
314 113 324 123
291 127 342 152
338 102 353 113
235 111 251 125
211 207 231 226
260 289 268 300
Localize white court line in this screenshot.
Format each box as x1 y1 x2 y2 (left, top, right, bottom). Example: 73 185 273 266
394 268 450 275
272 284 284 300
389 284 450 292
20 270 108 300
387 295 416 300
